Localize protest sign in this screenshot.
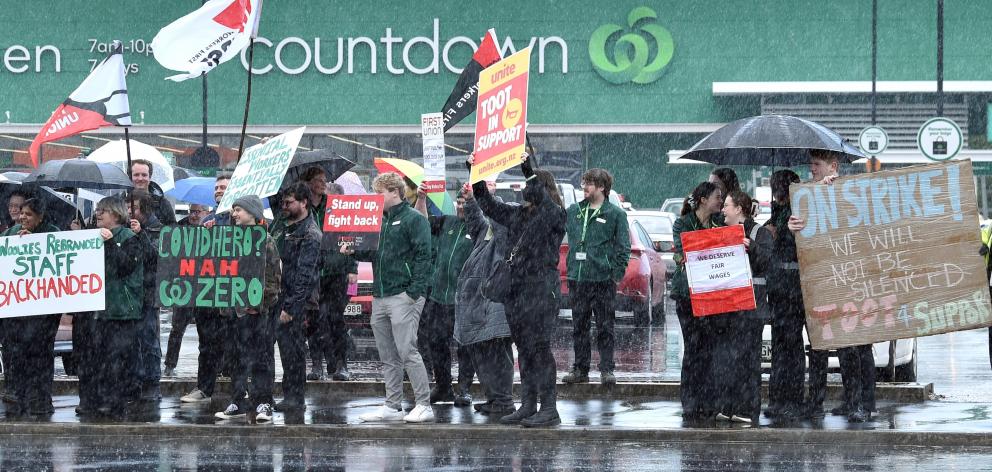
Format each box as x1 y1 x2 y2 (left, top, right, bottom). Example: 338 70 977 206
156 225 268 309
217 126 305 213
682 225 755 317
0 229 105 319
470 47 530 184
421 112 447 210
791 160 992 350
322 194 384 251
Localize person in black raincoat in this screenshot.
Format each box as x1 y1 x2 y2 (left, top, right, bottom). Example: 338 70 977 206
670 181 724 420
129 159 176 225
474 152 567 428
0 189 29 404
128 189 164 403
1 198 62 416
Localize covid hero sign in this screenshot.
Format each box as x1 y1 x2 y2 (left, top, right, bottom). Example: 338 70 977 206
470 48 530 184
0 229 106 318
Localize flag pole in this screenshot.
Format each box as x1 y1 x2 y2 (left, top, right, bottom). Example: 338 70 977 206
125 126 134 211
236 38 255 164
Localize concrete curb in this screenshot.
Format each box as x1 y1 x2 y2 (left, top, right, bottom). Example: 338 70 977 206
0 421 984 447
43 379 936 403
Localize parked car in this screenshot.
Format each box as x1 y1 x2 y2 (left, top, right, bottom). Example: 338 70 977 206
660 197 684 215
760 325 918 382
343 261 374 329
627 210 675 281
558 220 666 326
495 181 623 209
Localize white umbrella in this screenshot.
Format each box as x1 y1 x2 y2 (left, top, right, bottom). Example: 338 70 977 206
87 139 175 192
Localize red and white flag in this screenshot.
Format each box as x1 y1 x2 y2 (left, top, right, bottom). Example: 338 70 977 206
441 29 502 132
29 41 131 168
150 0 263 82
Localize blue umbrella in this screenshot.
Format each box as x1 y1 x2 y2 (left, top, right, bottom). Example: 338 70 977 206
168 177 269 208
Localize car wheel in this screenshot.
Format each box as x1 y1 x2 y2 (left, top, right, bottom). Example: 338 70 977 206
894 342 918 382
62 353 78 377
633 279 652 327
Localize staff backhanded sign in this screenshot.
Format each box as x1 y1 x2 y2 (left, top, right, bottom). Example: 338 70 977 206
0 229 106 318
470 48 530 184
790 160 992 350
217 127 306 213
682 225 756 317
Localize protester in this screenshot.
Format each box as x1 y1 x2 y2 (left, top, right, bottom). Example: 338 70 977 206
343 172 435 424
414 184 477 405
130 159 176 225
309 182 358 382
763 169 804 421
670 181 723 420
712 190 771 423
214 195 282 422
1 198 62 416
270 183 322 412
983 223 992 370
90 196 145 416
708 168 741 197
128 190 164 403
787 151 874 422
474 152 567 428
457 180 516 416
561 168 630 387
0 189 30 402
180 173 234 404
163 203 208 377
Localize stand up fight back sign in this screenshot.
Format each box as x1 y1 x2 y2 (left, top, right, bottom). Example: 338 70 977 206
791 160 992 349
322 195 384 251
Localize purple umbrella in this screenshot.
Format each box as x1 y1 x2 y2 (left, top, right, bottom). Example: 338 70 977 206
334 171 367 195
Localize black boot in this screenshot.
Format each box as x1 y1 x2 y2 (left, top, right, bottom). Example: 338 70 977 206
499 400 536 424
521 402 561 428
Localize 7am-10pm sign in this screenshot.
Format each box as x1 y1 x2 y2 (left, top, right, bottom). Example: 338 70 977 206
470 47 530 184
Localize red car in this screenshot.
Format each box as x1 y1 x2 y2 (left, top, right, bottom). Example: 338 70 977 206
345 261 375 329
558 219 667 326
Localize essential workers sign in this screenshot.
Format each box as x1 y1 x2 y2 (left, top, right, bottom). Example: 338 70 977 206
156 226 268 308
0 229 106 318
791 160 992 350
322 194 384 251
470 47 530 184
217 126 306 213
682 225 755 317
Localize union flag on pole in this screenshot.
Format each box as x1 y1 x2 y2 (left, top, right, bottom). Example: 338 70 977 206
29 41 131 168
151 0 263 82
441 29 502 132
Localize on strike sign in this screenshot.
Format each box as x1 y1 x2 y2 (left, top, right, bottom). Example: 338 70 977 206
470 47 530 184
323 194 384 251
0 229 106 319
682 225 755 317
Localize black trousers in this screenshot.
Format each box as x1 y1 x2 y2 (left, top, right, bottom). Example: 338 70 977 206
504 276 559 407
467 337 515 406
73 312 100 411
164 307 193 370
5 314 60 413
768 296 806 411
711 316 764 420
194 310 230 396
675 297 714 415
277 314 307 405
422 299 477 390
807 348 829 409
230 312 276 409
94 318 140 410
0 319 11 386
568 280 616 373
319 274 353 370
808 344 876 412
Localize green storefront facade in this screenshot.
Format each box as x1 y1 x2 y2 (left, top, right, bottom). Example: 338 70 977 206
2 0 991 208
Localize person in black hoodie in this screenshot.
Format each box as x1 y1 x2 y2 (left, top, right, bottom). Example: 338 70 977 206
473 152 567 428
129 159 176 225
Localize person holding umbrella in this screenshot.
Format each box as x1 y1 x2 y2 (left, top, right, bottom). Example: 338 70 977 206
2 198 62 416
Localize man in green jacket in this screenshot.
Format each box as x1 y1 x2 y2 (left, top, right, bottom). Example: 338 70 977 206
342 172 435 423
561 169 630 386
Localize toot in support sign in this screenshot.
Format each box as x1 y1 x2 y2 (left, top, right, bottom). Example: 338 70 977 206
322 194 384 251
217 126 306 213
0 229 106 319
156 225 268 308
681 225 755 317
790 160 992 350
470 47 530 184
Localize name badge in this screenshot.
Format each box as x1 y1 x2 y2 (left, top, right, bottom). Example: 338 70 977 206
391 220 401 226
576 252 587 261
595 218 607 223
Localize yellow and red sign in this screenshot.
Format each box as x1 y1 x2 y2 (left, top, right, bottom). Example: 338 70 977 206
470 47 531 184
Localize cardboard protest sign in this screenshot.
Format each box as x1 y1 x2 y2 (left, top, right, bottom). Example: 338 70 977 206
156 225 268 309
217 126 306 213
421 112 447 210
0 229 106 319
322 194 384 251
470 47 530 184
682 225 755 317
791 160 992 350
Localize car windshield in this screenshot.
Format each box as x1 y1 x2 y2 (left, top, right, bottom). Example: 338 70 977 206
661 199 683 214
632 215 672 234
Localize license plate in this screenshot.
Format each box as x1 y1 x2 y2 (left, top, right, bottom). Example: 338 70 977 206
344 304 363 316
761 341 772 362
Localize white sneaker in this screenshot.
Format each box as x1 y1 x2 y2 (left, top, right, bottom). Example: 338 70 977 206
215 403 244 419
403 404 435 423
359 405 405 423
180 389 211 403
256 403 273 422
731 414 752 424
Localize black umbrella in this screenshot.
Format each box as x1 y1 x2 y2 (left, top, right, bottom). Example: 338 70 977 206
679 114 867 167
0 172 86 229
22 157 134 190
281 150 356 188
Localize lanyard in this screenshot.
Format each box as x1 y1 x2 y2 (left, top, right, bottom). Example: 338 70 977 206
580 203 603 245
